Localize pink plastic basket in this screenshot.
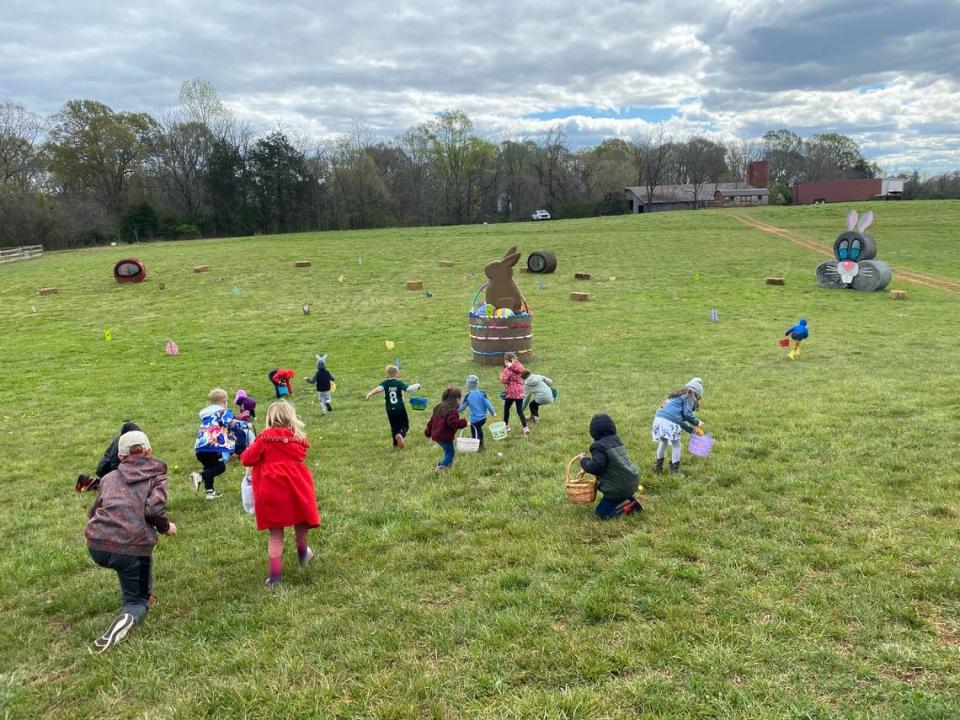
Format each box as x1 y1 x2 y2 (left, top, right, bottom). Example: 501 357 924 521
688 433 715 458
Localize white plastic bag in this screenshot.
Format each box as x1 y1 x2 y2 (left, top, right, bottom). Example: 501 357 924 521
241 472 255 515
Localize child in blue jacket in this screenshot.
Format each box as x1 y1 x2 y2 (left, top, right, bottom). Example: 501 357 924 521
651 377 705 476
784 318 809 360
459 375 496 450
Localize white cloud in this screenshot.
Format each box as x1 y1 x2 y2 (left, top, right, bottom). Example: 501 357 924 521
1 0 958 170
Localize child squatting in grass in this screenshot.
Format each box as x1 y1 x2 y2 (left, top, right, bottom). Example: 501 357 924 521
365 365 422 449
240 401 320 587
85 430 176 653
580 413 642 519
651 377 705 476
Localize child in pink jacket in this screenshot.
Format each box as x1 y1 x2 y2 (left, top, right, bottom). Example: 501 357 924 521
499 352 529 434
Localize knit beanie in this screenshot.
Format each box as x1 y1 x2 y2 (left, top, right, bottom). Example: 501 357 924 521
684 377 704 398
465 374 479 391
235 389 248 404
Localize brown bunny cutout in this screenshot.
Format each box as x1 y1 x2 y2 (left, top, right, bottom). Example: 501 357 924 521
485 246 525 312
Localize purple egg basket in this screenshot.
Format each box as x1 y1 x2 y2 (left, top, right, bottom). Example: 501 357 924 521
688 433 715 458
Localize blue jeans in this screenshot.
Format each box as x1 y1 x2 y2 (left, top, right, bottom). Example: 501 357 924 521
436 441 455 468
595 494 633 519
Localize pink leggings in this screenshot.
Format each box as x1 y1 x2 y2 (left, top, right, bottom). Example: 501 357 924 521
267 524 309 580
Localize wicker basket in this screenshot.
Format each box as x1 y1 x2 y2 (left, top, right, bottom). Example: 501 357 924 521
565 455 597 504
455 426 481 453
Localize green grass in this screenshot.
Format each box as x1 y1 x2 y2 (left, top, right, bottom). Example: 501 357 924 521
1 201 959 719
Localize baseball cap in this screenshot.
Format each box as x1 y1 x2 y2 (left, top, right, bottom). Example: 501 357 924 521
118 430 151 456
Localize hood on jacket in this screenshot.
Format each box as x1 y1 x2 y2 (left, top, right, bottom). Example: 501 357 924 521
799 318 807 326
589 413 617 440
116 454 166 485
199 404 225 418
120 421 140 435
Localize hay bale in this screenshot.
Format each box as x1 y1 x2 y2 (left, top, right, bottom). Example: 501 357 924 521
405 280 424 290
574 272 592 280
38 287 59 295
194 266 209 273
765 277 785 286
570 292 591 302
294 260 312 268
439 260 454 267
890 289 907 300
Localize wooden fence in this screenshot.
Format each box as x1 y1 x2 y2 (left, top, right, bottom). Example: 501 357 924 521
0 245 44 264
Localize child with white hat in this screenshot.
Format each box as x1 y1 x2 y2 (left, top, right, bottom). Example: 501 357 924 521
651 377 705 476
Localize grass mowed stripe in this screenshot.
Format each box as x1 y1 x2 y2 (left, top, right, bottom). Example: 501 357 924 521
1 203 959 718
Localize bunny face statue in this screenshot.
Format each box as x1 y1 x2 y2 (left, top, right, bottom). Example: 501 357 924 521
815 209 892 291
484 246 525 312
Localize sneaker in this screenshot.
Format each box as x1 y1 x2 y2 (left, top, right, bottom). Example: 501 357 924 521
190 472 202 492
205 489 223 501
621 498 644 515
531 416 540 423
394 433 405 449
265 576 282 587
299 547 314 568
89 613 135 654
523 426 531 435
504 425 511 432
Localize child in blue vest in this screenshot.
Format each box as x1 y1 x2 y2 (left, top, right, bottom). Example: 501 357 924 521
651 377 705 476
784 318 809 360
459 375 496 450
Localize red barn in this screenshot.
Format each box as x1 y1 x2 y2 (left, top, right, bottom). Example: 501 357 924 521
792 178 882 205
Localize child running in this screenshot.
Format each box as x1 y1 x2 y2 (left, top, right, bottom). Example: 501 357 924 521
306 353 336 414
521 370 555 423
84 430 176 652
234 389 257 420
191 388 249 500
425 386 468 472
365 365 421 449
652 377 705 476
459 375 496 450
580 413 642 520
240 402 320 587
783 318 809 360
499 352 529 435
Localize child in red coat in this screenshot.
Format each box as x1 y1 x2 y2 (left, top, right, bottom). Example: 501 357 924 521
499 352 529 434
425 386 468 472
240 401 320 586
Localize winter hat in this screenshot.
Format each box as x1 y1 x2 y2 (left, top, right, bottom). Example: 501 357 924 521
465 374 479 390
684 377 704 398
235 389 248 404
588 413 617 440
316 353 328 369
118 430 151 456
799 318 807 326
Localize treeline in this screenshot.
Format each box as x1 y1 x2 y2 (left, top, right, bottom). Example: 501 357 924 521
1 80 956 250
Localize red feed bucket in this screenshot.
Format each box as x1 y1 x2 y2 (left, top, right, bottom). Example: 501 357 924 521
688 433 715 458
778 338 790 347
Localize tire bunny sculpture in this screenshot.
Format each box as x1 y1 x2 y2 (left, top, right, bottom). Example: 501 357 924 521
815 209 892 291
485 246 525 312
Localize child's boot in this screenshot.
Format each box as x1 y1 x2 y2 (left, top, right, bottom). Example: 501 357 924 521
653 458 664 475
669 461 681 475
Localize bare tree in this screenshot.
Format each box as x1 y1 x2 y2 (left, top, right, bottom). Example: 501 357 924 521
0 100 42 192
634 125 674 203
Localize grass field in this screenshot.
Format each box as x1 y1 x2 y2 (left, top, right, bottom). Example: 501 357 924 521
1 201 959 719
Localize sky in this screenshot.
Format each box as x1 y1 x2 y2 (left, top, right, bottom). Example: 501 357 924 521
2 0 959 172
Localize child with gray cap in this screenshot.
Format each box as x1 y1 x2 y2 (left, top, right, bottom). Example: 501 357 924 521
459 374 496 450
84 430 176 653
652 377 706 476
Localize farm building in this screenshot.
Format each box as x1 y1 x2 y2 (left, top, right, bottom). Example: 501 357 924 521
625 182 769 213
625 160 769 213
792 178 904 205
